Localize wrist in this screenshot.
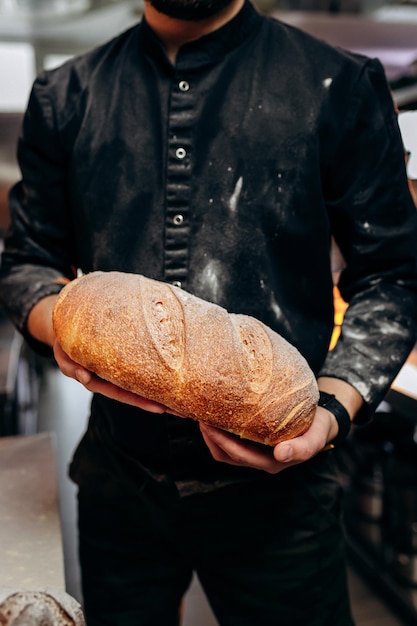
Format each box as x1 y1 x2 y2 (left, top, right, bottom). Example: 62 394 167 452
318 390 351 445
27 294 60 348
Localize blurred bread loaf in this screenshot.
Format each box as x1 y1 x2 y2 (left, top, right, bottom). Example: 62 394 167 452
0 589 85 626
52 271 318 445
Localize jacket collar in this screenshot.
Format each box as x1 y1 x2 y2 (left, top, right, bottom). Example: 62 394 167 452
139 0 264 69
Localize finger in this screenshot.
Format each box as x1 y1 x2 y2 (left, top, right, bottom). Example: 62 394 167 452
273 408 330 465
78 375 167 413
199 426 239 464
54 340 166 413
165 408 188 418
74 367 93 385
200 423 286 474
53 341 89 381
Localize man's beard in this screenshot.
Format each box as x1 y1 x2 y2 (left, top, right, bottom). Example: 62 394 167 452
147 0 235 21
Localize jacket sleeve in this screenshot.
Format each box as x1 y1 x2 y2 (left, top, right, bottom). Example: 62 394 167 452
319 58 417 420
0 71 77 355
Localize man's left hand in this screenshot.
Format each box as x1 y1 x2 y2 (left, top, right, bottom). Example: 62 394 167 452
199 405 337 474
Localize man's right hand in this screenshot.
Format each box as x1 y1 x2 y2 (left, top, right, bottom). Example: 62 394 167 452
53 339 167 413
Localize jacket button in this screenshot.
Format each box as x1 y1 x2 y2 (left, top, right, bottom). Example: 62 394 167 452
178 80 190 92
173 214 184 225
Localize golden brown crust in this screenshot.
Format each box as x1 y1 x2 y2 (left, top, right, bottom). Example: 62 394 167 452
52 271 319 445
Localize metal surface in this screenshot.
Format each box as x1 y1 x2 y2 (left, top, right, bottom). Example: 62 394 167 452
0 432 65 589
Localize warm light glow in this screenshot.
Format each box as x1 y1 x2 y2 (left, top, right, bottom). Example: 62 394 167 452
330 286 347 351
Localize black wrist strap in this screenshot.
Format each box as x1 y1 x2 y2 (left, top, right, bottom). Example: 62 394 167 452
318 391 351 445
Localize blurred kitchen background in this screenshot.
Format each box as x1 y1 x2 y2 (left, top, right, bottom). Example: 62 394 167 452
0 0 417 624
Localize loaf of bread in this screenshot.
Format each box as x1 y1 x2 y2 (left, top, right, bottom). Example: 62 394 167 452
0 589 85 626
52 271 319 446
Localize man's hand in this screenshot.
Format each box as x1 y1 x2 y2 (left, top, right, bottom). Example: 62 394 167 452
199 405 339 474
53 340 167 413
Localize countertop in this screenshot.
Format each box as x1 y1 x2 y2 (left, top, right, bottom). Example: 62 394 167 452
0 432 65 590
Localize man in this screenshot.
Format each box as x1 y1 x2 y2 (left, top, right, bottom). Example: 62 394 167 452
1 0 417 623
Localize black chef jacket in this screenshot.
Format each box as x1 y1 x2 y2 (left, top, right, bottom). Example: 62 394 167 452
1 1 417 485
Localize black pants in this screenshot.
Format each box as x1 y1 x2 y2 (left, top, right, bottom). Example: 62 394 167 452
70 429 355 626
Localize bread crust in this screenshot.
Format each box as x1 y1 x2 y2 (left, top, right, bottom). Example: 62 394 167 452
52 271 318 445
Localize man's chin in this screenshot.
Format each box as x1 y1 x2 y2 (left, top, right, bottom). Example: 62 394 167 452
147 0 235 21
